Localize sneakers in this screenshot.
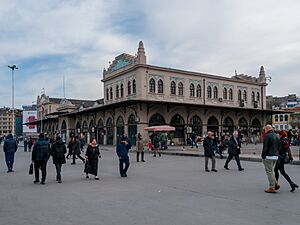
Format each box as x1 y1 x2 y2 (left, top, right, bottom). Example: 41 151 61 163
33 180 40 184
211 169 218 172
264 188 277 193
205 169 210 172
238 168 244 171
95 177 99 180
224 166 229 170
40 181 45 185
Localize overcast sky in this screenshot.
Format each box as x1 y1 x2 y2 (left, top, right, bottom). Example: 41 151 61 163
1 0 300 108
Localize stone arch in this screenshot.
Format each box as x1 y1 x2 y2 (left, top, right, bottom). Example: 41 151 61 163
223 116 234 134
106 117 114 145
189 115 203 136
207 116 219 135
251 118 262 135
116 116 125 144
170 114 185 139
61 120 67 143
128 114 137 146
238 117 248 136
149 113 166 126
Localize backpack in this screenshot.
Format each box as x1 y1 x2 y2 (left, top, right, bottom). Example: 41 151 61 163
37 142 50 160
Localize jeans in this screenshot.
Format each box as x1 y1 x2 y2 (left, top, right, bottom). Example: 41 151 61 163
55 164 62 181
34 161 48 182
262 159 277 188
119 157 130 176
5 152 15 170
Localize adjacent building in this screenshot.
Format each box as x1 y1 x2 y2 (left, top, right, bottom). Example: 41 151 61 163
0 107 22 136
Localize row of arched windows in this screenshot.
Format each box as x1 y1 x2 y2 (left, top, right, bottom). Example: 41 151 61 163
106 79 136 100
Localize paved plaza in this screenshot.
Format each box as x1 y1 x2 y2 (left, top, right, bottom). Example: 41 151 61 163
1 145 300 225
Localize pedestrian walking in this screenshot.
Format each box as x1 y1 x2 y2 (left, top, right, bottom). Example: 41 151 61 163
85 138 101 180
203 131 217 172
32 133 51 184
152 132 161 157
136 133 145 162
224 130 244 171
66 137 74 159
160 132 168 150
28 138 33 152
191 132 198 148
116 137 130 177
3 133 18 172
71 136 85 164
50 136 67 183
24 138 28 152
261 125 280 193
274 130 298 192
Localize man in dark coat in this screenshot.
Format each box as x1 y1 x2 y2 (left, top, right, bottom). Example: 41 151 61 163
71 136 85 164
3 133 18 172
262 125 280 193
50 136 67 183
224 130 244 171
203 131 217 172
116 137 130 177
32 133 50 184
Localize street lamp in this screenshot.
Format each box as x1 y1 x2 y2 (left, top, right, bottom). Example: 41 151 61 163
8 65 18 136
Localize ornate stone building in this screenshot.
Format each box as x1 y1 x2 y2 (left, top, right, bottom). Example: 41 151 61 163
36 41 272 145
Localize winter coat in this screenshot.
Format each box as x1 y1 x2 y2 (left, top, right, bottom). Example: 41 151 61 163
32 138 50 161
72 139 81 155
228 137 242 155
116 143 129 159
136 139 144 152
203 136 215 157
50 140 67 164
153 136 160 149
85 145 100 160
3 134 18 153
261 130 280 159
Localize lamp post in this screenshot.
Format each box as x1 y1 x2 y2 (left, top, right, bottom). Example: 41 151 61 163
8 65 18 136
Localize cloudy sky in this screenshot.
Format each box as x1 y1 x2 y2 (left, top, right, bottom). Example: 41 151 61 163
1 0 300 108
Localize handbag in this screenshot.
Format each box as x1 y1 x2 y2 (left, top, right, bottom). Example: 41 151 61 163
29 163 33 175
84 162 91 174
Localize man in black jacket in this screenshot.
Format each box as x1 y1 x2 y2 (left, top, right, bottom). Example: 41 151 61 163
262 125 280 193
203 131 217 172
224 130 244 171
71 136 85 164
32 133 50 184
116 137 130 177
50 136 67 183
3 134 18 172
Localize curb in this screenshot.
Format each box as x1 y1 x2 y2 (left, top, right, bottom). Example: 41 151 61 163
160 151 300 165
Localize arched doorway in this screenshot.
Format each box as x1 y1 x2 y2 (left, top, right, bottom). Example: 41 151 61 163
207 116 219 135
82 120 88 143
251 118 262 135
61 120 67 143
190 115 202 136
223 117 234 135
76 121 81 136
238 117 248 136
170 114 185 139
128 114 137 146
97 119 104 145
149 113 166 126
89 120 96 142
116 116 125 144
106 118 114 145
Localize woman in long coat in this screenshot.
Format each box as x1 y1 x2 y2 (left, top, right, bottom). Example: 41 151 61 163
85 138 101 180
136 133 145 162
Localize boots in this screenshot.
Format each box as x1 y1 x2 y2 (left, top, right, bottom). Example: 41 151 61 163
290 183 299 192
137 152 140 162
141 152 145 162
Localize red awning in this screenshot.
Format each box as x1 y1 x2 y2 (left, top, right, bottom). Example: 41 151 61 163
144 125 175 132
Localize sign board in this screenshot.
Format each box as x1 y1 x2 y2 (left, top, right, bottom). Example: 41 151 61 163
23 111 37 133
186 127 192 134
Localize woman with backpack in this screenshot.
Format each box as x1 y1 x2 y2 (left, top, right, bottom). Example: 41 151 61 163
274 130 298 192
50 136 67 183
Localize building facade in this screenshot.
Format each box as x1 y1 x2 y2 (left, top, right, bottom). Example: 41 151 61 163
35 41 273 145
0 107 22 136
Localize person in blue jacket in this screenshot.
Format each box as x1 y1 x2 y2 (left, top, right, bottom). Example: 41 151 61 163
3 133 18 172
116 137 130 177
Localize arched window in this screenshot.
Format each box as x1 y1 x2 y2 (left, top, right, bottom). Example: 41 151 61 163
132 79 136 94
149 113 166 126
223 88 227 100
106 88 109 100
128 81 131 95
213 86 218 99
116 85 119 98
229 88 233 100
149 78 155 93
158 79 163 94
252 91 255 103
190 83 195 97
170 114 185 138
120 83 124 97
110 87 113 100
243 90 247 101
178 82 184 96
257 92 260 102
207 86 212 99
196 84 201 97
170 81 176 95
238 89 242 101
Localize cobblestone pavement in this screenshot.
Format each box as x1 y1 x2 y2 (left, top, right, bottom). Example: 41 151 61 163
1 144 299 225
